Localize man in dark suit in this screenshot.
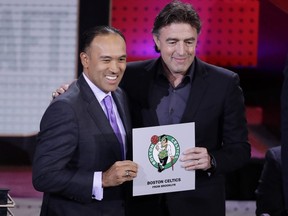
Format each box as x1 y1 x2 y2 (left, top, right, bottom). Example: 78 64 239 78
32 26 138 216
281 54 288 214
120 1 250 215
256 146 288 216
53 1 250 215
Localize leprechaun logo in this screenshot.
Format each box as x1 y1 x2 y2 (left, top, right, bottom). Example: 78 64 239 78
148 134 180 172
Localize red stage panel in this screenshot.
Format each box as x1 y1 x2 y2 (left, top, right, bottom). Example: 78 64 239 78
111 0 259 67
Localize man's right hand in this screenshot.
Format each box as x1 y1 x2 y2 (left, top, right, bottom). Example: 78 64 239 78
52 83 70 99
102 160 138 187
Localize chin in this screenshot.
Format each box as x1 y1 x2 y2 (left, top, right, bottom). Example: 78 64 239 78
108 86 118 92
173 69 188 74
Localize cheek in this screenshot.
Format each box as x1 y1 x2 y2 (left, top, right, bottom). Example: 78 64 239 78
188 47 196 54
161 47 174 58
120 64 126 72
92 64 107 75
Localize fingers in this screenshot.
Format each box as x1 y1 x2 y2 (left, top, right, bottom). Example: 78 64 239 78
51 89 64 99
182 147 207 155
51 83 70 99
123 170 136 178
102 161 138 187
125 170 130 177
56 87 67 94
52 91 58 99
180 158 208 171
121 160 138 179
61 84 69 91
181 147 208 161
180 147 210 170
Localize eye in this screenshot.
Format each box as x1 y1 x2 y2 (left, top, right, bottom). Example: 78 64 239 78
119 57 127 62
102 59 111 63
167 40 177 45
185 40 195 46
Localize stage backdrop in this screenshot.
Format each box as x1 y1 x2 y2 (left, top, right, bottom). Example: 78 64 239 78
0 0 79 136
111 0 259 67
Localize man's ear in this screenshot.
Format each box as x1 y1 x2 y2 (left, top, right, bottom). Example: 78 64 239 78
80 52 89 68
153 34 160 51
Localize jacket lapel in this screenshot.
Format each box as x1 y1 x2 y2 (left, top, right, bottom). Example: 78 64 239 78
112 90 131 139
142 59 162 126
78 75 123 160
181 58 209 122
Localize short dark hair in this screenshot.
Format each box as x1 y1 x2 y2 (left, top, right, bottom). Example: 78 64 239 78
152 0 202 52
80 26 126 53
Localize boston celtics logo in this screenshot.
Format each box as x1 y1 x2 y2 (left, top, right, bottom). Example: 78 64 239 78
148 134 180 172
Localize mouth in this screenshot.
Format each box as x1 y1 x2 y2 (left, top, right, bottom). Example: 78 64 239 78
105 75 118 81
173 57 187 63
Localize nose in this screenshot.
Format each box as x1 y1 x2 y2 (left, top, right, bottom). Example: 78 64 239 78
176 42 185 55
109 61 120 73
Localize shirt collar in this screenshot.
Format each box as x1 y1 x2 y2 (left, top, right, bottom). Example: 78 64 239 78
83 73 111 103
157 58 195 84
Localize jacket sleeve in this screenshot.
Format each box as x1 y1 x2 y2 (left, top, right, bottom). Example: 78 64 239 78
212 73 251 174
32 101 94 203
255 148 285 216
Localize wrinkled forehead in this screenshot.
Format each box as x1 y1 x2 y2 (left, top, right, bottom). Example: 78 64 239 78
157 23 198 38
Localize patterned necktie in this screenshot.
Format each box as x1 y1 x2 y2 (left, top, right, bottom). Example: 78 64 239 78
103 95 125 159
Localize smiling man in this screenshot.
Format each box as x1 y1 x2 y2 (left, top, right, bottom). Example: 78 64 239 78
120 1 251 215
152 23 197 87
80 30 126 93
32 26 138 216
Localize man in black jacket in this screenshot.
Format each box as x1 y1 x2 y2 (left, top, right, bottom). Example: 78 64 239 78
53 1 251 215
256 146 287 216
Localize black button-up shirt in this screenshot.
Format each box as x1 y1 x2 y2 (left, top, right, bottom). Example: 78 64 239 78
151 61 195 125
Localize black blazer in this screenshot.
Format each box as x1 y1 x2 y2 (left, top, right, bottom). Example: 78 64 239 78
121 57 251 215
281 54 288 212
256 146 287 216
33 74 132 216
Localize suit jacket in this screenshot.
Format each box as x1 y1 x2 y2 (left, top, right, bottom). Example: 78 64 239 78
32 74 132 216
281 54 288 212
121 57 251 216
256 146 287 216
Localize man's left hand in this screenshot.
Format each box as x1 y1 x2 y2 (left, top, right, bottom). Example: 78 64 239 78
180 147 211 171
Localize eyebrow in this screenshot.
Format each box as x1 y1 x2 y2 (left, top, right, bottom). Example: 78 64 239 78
99 55 127 59
166 37 196 41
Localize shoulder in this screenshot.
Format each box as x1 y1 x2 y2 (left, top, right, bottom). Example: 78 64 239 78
195 58 238 80
121 58 160 90
113 86 127 99
266 146 281 163
125 58 160 78
126 58 158 70
50 81 80 105
48 78 91 116
194 58 241 92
